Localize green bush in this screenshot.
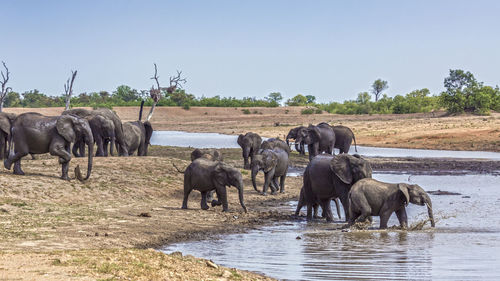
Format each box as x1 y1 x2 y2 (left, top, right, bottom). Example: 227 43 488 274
301 108 315 115
241 109 251 114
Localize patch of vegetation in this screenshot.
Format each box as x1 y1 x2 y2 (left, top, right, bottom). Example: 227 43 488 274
241 109 251 114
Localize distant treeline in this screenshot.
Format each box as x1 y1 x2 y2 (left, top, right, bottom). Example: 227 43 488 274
4 69 500 115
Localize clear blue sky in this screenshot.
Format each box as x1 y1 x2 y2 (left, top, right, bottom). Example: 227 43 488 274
2 0 500 103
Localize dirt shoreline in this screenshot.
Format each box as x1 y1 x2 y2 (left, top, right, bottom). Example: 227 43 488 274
0 107 498 280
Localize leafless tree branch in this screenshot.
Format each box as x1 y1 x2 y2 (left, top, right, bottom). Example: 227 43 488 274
64 70 78 110
0 61 11 112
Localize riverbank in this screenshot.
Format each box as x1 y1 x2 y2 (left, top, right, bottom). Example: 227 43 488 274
4 106 500 152
0 144 498 279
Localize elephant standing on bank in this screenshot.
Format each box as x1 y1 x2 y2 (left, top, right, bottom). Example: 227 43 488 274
237 132 262 169
329 124 358 154
63 108 128 156
0 112 16 159
70 115 115 157
251 148 289 195
286 126 307 155
4 112 93 180
295 185 342 220
348 178 435 229
122 102 153 156
297 123 336 161
303 154 372 221
180 158 247 212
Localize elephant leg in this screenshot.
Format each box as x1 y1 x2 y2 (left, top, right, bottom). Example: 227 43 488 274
215 184 229 212
279 174 286 193
306 203 313 221
95 136 105 157
13 160 25 175
182 184 192 210
50 141 72 180
5 140 29 172
314 203 321 219
379 212 392 229
0 135 5 159
262 170 275 195
103 139 110 156
200 191 209 210
339 193 350 222
78 141 85 157
211 188 222 207
270 178 279 194
72 140 81 157
395 207 408 229
320 199 334 222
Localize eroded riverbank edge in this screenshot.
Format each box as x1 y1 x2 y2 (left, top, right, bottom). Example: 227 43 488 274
0 145 498 280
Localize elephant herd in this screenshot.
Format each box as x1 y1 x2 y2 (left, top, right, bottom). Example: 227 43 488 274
0 104 153 181
182 122 435 230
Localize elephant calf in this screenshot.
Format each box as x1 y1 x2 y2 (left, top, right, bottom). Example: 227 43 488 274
348 178 435 229
190 148 223 162
295 185 342 220
251 148 289 195
181 158 247 213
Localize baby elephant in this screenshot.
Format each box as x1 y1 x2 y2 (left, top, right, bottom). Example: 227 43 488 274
251 148 289 195
190 148 223 162
181 158 247 213
348 178 435 229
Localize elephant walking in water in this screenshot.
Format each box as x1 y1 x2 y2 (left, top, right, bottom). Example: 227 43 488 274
251 148 289 195
295 185 342 220
348 178 435 229
4 112 93 181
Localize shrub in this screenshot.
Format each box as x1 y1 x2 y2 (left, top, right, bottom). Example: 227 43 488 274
241 109 251 114
301 108 315 115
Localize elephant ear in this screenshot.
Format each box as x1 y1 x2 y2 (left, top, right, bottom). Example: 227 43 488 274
330 155 352 184
398 183 410 206
237 134 244 147
263 152 278 173
56 115 76 143
0 117 10 135
214 163 229 186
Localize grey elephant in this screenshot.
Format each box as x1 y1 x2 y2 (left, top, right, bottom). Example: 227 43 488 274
286 126 307 155
318 123 357 154
4 112 93 180
71 114 115 157
348 178 435 229
251 148 289 195
122 102 154 156
0 112 16 159
63 108 128 156
303 154 372 221
191 148 223 162
260 138 290 154
295 185 342 220
298 123 336 161
180 158 247 212
237 132 262 169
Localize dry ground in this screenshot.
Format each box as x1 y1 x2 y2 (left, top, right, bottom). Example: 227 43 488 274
6 106 500 151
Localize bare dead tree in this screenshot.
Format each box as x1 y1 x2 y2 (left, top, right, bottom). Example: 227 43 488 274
0 61 12 112
64 70 78 110
146 64 186 121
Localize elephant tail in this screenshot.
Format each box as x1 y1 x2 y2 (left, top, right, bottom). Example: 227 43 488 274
138 100 145 121
349 127 358 152
172 162 186 173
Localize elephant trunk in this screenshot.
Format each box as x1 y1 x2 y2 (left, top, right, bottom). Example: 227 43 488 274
243 147 250 169
236 179 247 213
84 140 93 180
425 198 435 227
251 164 259 192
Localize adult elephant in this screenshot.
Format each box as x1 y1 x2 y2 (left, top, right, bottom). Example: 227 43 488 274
285 126 306 155
319 123 358 154
71 115 115 157
179 158 247 212
295 185 342 220
122 103 153 156
251 148 289 195
0 112 16 159
237 132 262 169
303 154 372 221
62 108 128 156
298 123 336 161
260 138 290 155
348 178 435 229
4 112 93 181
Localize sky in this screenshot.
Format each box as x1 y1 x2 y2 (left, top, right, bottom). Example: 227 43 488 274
2 0 500 103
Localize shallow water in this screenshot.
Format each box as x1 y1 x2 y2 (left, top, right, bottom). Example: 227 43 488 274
150 130 500 160
162 173 500 280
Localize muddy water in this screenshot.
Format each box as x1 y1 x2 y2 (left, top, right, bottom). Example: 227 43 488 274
162 173 500 280
150 131 500 160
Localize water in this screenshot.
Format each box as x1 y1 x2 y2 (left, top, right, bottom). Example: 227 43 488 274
150 131 500 160
162 173 500 280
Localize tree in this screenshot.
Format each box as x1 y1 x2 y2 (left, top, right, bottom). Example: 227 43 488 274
371 79 388 101
0 61 12 112
113 85 140 102
439 69 490 114
147 64 187 121
305 95 316 104
266 92 283 104
285 94 308 106
3 91 21 107
63 70 77 110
